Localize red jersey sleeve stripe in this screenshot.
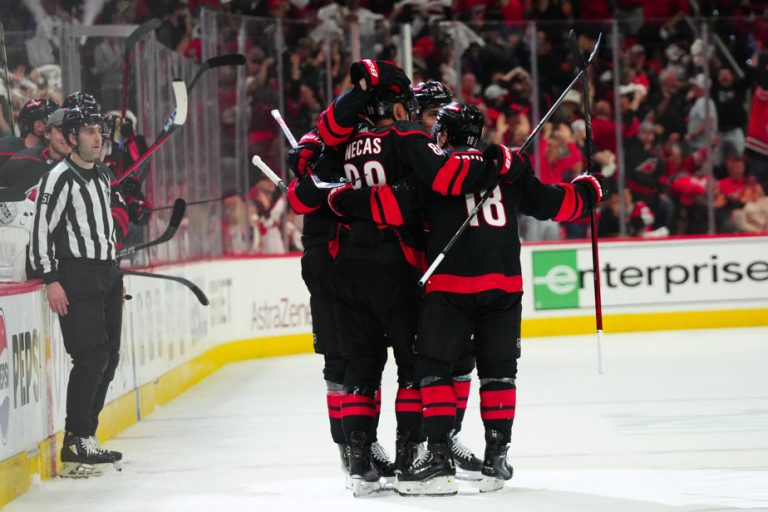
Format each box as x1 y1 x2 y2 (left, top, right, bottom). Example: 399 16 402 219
553 183 578 221
376 186 404 226
450 158 471 196
318 103 354 146
287 179 320 214
432 155 462 195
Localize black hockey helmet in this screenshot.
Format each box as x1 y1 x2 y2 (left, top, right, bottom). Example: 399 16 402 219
18 98 59 136
432 102 484 148
63 91 101 115
413 81 452 113
364 87 418 122
62 108 106 143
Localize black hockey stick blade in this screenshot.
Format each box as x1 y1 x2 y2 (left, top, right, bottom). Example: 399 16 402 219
188 54 246 92
117 198 186 259
567 29 586 69
125 18 161 56
123 269 209 306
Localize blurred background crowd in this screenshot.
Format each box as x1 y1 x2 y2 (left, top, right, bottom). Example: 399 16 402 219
1 0 767 269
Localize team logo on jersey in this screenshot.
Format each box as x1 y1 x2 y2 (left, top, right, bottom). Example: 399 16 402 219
532 250 580 310
0 309 11 445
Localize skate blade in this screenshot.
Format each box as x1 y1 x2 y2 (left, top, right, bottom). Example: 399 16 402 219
478 476 505 493
379 475 396 491
59 462 104 479
395 475 458 496
350 477 382 497
455 466 483 481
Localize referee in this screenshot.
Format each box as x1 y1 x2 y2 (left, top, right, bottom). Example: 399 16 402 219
30 108 123 477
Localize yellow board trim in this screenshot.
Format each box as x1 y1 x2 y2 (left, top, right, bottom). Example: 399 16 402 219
2 308 767 507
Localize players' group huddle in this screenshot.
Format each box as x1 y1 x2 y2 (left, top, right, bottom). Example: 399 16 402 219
0 93 152 278
282 60 606 496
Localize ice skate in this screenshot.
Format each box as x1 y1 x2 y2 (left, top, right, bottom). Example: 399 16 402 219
59 434 114 479
479 429 513 493
90 436 123 463
449 429 483 481
394 428 422 475
370 441 396 488
347 432 382 497
395 442 457 496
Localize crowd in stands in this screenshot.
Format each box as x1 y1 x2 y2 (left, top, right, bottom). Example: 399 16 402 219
1 0 768 267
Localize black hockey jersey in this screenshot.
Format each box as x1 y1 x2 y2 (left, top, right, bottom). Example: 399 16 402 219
0 146 62 195
0 136 26 168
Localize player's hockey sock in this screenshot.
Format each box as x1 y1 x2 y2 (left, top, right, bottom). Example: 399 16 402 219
326 382 345 444
420 377 456 443
371 386 382 442
453 375 471 432
479 381 516 444
342 387 377 445
395 383 422 442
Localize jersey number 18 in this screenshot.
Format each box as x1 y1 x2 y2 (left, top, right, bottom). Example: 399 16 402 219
465 186 507 227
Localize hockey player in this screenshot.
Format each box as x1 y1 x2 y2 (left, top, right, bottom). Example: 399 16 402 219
282 59 412 489
0 98 59 167
0 108 71 195
62 91 101 115
30 108 125 477
413 82 483 480
325 89 525 496
402 103 604 495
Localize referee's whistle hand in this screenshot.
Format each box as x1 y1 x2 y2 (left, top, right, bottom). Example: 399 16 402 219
46 282 69 316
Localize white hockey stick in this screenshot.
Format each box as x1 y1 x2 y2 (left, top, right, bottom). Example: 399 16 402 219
251 155 289 193
271 109 299 148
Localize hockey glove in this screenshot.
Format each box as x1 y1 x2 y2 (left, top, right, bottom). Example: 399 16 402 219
572 172 608 209
118 176 143 203
286 131 323 178
326 182 355 218
349 59 411 93
483 144 531 184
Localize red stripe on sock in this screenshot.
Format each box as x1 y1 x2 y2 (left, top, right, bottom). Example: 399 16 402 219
453 380 470 409
421 385 455 406
480 389 516 409
342 406 377 417
424 406 456 418
480 408 515 421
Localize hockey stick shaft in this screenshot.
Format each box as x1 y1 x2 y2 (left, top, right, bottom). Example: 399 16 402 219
120 18 161 120
568 30 605 374
418 33 603 287
123 269 209 306
271 109 299 148
252 155 289 192
117 198 186 259
0 17 13 134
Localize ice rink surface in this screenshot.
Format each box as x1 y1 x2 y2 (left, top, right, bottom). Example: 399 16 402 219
6 327 768 512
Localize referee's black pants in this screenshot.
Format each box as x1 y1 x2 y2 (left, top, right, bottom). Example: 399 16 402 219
58 259 123 438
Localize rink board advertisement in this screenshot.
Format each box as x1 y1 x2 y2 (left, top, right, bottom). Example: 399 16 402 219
0 288 46 462
524 236 768 316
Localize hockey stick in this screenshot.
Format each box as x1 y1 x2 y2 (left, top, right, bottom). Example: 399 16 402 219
271 109 299 148
251 155 289 192
117 198 185 260
0 17 13 134
120 18 161 120
131 54 245 183
568 30 605 374
113 80 188 187
123 269 209 306
418 33 604 287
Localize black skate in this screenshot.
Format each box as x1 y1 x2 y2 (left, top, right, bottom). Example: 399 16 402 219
395 442 457 496
479 429 513 493
394 428 422 475
59 434 114 478
449 429 483 481
90 436 123 463
370 441 396 487
347 432 382 497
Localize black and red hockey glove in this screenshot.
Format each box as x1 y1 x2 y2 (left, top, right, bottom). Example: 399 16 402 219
286 131 323 178
349 59 411 93
326 182 355 218
483 144 531 184
572 172 608 209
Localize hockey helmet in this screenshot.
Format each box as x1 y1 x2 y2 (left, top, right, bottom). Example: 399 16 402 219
17 98 59 137
62 108 106 143
413 82 452 113
364 87 418 122
62 91 101 115
432 102 484 148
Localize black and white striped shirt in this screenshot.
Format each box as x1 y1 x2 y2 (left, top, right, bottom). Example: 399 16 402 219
30 156 116 283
